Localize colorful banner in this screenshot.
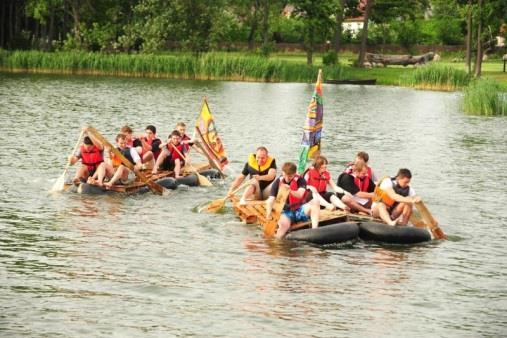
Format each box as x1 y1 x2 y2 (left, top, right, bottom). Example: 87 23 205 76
194 98 229 174
297 69 323 173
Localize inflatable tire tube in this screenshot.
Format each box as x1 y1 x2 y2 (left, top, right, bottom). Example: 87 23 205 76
156 177 177 190
199 169 221 179
176 174 198 187
77 183 109 195
285 222 359 245
359 222 431 244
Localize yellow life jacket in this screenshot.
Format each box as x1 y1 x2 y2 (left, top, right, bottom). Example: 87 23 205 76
247 153 274 175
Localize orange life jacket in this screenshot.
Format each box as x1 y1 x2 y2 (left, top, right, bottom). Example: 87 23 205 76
374 177 410 207
304 167 330 193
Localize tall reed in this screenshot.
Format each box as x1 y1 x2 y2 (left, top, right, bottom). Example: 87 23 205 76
401 63 470 91
463 78 507 116
0 50 343 83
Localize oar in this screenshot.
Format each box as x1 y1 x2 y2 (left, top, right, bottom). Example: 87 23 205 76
263 184 290 237
414 201 447 240
200 179 254 213
171 145 213 187
50 129 85 193
87 126 168 196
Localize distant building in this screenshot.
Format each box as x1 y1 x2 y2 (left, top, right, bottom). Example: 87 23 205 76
342 17 364 37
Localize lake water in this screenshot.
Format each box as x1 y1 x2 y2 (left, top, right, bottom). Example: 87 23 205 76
0 73 506 337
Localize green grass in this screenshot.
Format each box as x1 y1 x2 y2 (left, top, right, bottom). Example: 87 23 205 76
0 50 344 83
463 78 507 116
399 63 470 91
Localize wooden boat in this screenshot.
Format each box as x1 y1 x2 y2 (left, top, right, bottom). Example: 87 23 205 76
65 163 220 195
324 79 377 85
230 196 438 244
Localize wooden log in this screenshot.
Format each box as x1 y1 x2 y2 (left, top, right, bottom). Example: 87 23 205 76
365 52 434 67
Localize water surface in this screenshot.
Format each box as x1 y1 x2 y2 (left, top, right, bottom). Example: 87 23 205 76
0 73 506 337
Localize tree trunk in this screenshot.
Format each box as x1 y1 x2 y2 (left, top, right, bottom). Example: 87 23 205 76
0 2 5 48
357 0 373 67
70 0 82 46
306 26 314 65
465 0 472 74
332 0 345 52
247 0 259 50
474 0 483 78
261 0 269 54
48 10 55 50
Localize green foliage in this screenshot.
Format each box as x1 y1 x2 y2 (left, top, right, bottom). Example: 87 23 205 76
0 50 344 82
400 63 470 91
463 78 507 116
322 51 338 65
271 16 304 43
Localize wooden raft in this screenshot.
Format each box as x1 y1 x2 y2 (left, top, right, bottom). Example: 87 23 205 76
230 195 349 232
66 162 211 193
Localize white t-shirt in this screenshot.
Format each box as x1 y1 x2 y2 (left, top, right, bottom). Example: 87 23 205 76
380 178 416 197
129 147 141 164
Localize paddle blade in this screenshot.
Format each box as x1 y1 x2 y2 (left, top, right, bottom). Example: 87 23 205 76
263 220 277 237
200 199 225 213
197 173 213 187
50 173 66 193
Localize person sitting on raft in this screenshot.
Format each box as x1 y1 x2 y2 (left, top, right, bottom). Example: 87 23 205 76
104 133 142 188
120 125 137 148
303 155 349 211
175 122 194 151
266 162 320 239
371 168 421 226
227 146 277 205
152 130 187 178
134 125 161 170
344 151 378 183
68 128 108 185
337 160 375 215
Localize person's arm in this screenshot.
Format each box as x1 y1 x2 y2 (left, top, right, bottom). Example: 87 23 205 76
227 174 246 195
328 179 349 195
265 196 275 220
385 187 420 203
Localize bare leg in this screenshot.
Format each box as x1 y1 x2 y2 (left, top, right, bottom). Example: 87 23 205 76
153 151 168 174
304 199 320 229
391 203 412 225
275 215 292 239
73 165 90 184
142 151 155 170
105 166 128 188
240 183 256 203
174 159 182 178
330 194 349 211
342 194 371 214
372 203 397 226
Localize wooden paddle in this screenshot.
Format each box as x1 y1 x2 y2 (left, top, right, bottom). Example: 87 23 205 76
50 129 85 193
171 145 213 187
87 126 167 196
414 201 447 240
200 178 255 213
263 184 290 237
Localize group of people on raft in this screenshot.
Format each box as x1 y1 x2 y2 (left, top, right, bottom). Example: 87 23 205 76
227 147 421 239
68 123 194 189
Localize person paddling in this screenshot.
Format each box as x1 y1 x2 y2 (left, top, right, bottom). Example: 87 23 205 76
153 130 187 178
371 168 421 225
68 128 107 185
266 162 320 239
104 133 142 188
227 146 277 205
135 125 161 170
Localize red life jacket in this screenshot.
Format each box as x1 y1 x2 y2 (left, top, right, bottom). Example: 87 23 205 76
281 175 307 211
80 145 103 167
166 143 185 161
352 173 370 192
141 136 161 159
345 164 373 191
304 167 330 193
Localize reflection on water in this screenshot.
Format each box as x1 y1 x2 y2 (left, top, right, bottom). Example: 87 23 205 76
0 73 506 336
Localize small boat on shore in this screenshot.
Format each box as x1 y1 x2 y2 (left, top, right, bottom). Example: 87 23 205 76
324 79 377 85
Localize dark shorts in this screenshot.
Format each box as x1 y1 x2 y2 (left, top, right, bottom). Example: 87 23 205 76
282 206 310 224
86 164 99 176
160 157 185 171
